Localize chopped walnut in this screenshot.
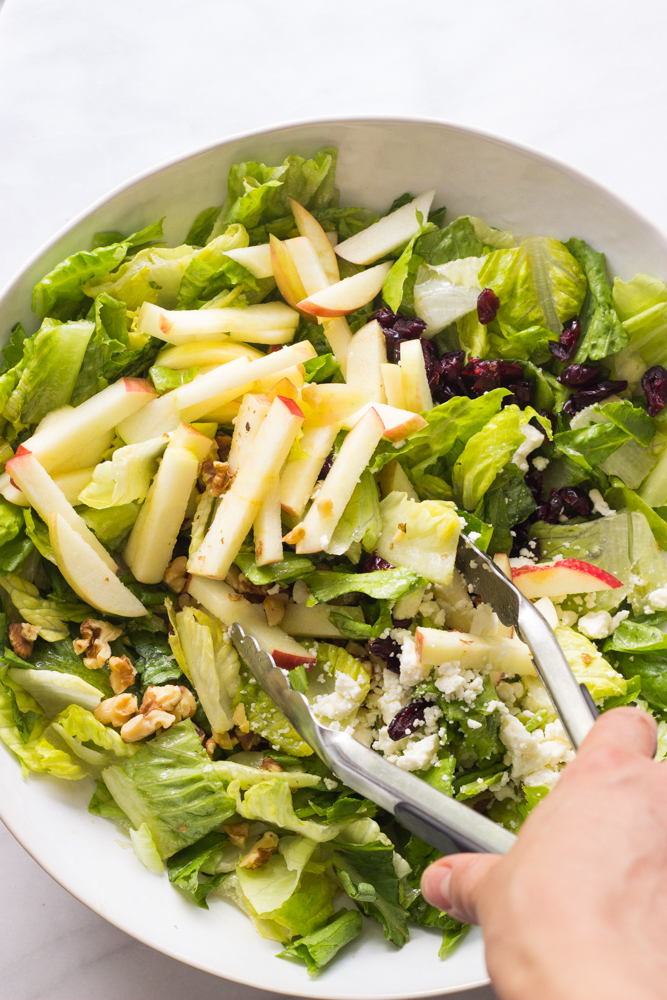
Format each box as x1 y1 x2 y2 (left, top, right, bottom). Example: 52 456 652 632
235 729 261 751
232 703 250 733
238 831 280 869
215 730 238 750
73 619 123 669
108 655 136 695
263 594 288 627
8 622 39 659
283 523 305 545
173 686 197 721
260 756 283 772
140 684 182 715
204 736 217 758
202 460 230 497
222 821 249 848
94 693 138 727
120 709 176 742
163 556 188 594
216 435 232 462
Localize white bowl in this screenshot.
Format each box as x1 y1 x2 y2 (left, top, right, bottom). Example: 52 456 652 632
1 117 666 999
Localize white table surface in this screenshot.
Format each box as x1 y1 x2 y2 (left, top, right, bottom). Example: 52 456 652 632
1 0 666 997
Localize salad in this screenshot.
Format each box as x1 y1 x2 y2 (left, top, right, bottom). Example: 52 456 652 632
2 145 667 977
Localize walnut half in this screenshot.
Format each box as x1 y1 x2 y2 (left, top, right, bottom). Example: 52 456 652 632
73 619 123 669
108 655 136 695
120 709 176 743
8 622 39 659
238 831 279 869
94 693 138 727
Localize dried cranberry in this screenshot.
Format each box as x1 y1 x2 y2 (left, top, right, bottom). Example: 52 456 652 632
557 364 602 388
525 463 543 501
361 552 394 572
510 521 530 558
388 698 429 740
420 338 440 388
433 350 467 401
558 486 592 517
549 318 581 362
318 452 334 478
505 381 533 408
370 308 427 363
642 365 667 417
369 637 402 673
392 618 412 629
461 358 524 397
562 379 628 415
477 288 500 324
370 306 396 328
535 489 565 524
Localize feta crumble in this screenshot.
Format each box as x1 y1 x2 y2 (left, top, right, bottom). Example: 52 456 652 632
394 734 440 772
589 488 613 517
511 423 544 473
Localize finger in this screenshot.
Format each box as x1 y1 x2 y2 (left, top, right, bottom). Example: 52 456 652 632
421 853 501 924
578 705 657 760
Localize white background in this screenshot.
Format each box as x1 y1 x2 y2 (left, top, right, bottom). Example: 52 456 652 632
1 1 666 997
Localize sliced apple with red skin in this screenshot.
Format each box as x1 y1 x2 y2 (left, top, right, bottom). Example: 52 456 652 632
21 378 156 473
137 301 299 344
228 394 272 476
174 341 316 423
512 559 623 599
346 320 388 404
297 262 393 318
116 390 181 444
342 401 427 442
284 236 330 295
279 422 340 518
269 234 307 310
7 449 118 570
187 576 316 667
380 363 405 409
290 199 339 284
335 190 435 265
400 338 433 412
379 460 418 501
300 383 373 427
285 406 385 555
222 244 273 279
189 396 304 579
415 626 535 676
322 316 352 375
254 480 283 566
168 422 214 462
155 340 262 370
49 513 147 617
124 444 200 583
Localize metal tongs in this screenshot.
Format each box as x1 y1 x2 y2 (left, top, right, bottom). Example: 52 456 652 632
228 534 598 857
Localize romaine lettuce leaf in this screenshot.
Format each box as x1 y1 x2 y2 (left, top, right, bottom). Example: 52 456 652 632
0 680 84 779
166 831 227 908
8 667 102 716
234 672 314 757
149 365 198 394
376 493 461 585
604 620 667 653
88 779 133 834
176 227 260 309
566 238 627 362
416 217 486 267
76 502 139 551
130 823 165 872
605 478 667 549
612 650 667 712
236 835 317 916
78 436 167 508
70 293 128 405
332 840 409 947
278 908 363 976
0 497 26 549
131 630 182 687
234 550 314 585
232 777 343 842
0 574 70 641
303 567 424 604
475 466 536 554
15 635 113 696
84 245 194 311
308 643 371 729
103 719 236 858
612 273 667 368
555 626 626 703
33 220 164 319
174 606 238 735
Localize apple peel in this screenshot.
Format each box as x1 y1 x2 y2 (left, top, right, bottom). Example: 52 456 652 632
512 558 623 599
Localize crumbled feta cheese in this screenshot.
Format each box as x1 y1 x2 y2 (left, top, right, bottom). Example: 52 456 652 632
292 579 310 605
467 719 482 729
312 670 365 722
323 777 338 790
470 602 500 637
577 610 614 640
434 659 484 704
394 734 440 772
500 715 574 784
532 455 549 471
468 530 481 542
611 609 630 630
399 634 433 687
376 668 410 725
511 423 544 473
589 488 613 517
647 588 667 610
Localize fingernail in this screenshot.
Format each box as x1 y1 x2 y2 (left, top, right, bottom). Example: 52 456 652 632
422 863 452 909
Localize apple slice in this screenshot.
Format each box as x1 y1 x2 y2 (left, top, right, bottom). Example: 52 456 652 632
189 396 304 579
168 422 214 462
21 378 156 473
415 626 535 676
511 559 623 599
116 391 181 444
300 383 373 427
290 199 339 284
221 244 273 278
187 576 316 667
297 262 392 318
174 341 316 423
155 340 263 369
379 460 418 501
124 444 200 583
53 468 96 505
228 328 296 346
137 301 300 344
400 339 433 412
49 513 147 617
381 363 405 409
285 406 385 554
285 236 330 296
254 480 283 566
279 422 339 518
280 603 364 639
7 449 118 570
346 319 388 403
269 235 307 310
228 393 272 476
336 190 436 265
322 317 352 375
198 400 240 425
248 365 304 396
342 401 427 442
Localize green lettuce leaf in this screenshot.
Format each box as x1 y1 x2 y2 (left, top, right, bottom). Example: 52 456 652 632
79 436 167 508
278 908 363 976
14 636 113 695
76 502 139 551
166 831 227 908
416 217 486 266
174 606 238 735
303 353 342 384
332 840 409 947
566 238 628 362
556 626 626 703
0 574 70 641
103 719 236 858
88 779 132 834
149 365 198 394
70 293 128 405
327 469 381 558
0 497 26 548
234 672 314 757
612 273 667 368
604 620 667 653
0 680 84 779
612 651 667 712
131 630 183 687
376 493 461 585
33 220 164 320
605 479 667 549
475 466 536 554
232 777 342 842
234 550 315 585
304 567 424 604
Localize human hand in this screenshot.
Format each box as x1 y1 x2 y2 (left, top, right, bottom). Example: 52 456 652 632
421 707 667 1000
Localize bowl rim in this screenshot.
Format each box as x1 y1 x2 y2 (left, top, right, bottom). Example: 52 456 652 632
0 113 664 998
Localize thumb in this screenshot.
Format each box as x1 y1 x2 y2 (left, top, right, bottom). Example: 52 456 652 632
421 853 501 925
578 705 657 760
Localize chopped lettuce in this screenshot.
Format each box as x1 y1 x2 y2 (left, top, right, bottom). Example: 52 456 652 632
173 606 239 735
0 497 26 549
332 840 409 948
234 550 314 585
166 831 227 908
0 681 84 779
565 238 627 362
76 502 139 551
234 673 314 757
16 635 113 695
131 630 182 686
103 720 236 858
612 272 667 369
376 493 461 585
308 643 371 729
8 667 101 716
304 567 424 604
555 626 627 703
88 779 133 834
0 574 71 641
130 823 164 872
231 777 343 842
149 365 198 394
278 909 363 976
78 436 168 508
